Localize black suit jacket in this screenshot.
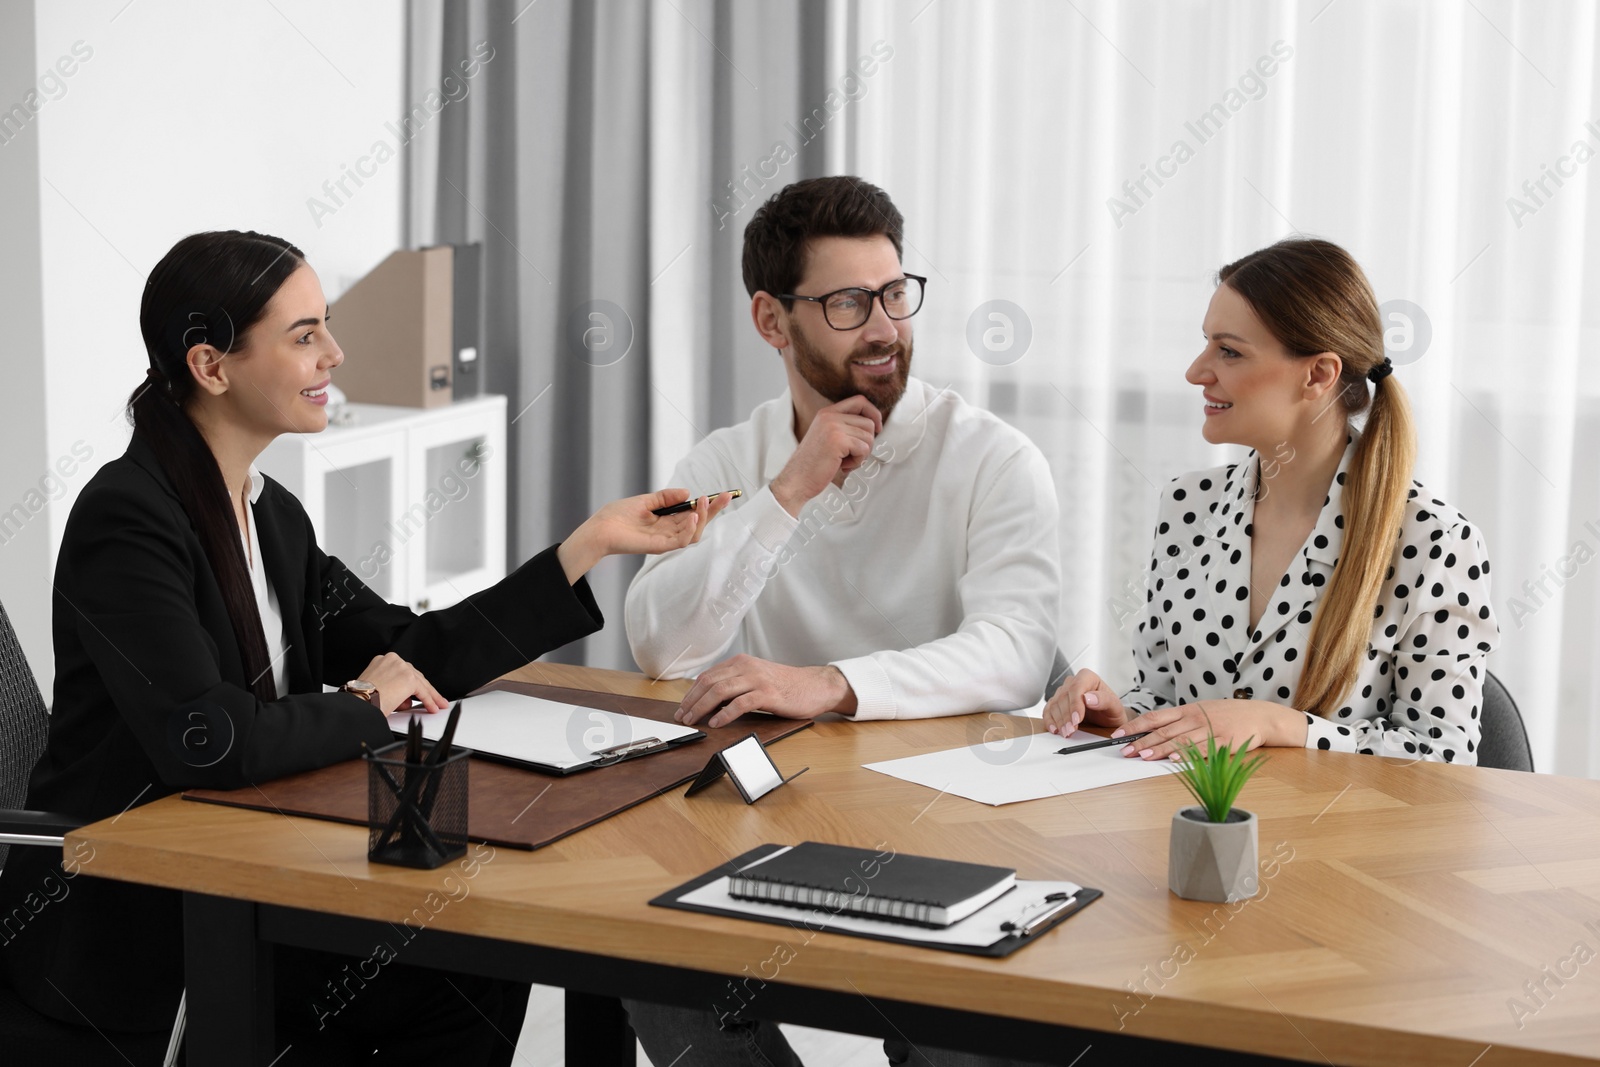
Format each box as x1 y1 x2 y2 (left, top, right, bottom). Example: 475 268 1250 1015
0 437 603 1029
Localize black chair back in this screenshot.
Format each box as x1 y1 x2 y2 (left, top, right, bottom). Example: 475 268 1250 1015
0 599 49 870
1477 670 1533 772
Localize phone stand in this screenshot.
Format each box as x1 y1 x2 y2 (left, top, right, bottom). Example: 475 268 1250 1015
685 733 807 804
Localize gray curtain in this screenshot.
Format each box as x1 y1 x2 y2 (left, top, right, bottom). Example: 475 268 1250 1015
410 0 833 669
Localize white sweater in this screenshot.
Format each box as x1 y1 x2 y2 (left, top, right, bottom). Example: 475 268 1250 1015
625 377 1062 720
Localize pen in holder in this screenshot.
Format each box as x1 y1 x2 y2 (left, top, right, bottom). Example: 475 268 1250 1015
364 738 471 869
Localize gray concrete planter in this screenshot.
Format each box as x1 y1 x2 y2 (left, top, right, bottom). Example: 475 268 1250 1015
1169 806 1258 903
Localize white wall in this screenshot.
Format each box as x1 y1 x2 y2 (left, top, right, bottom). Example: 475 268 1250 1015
5 0 405 691
0 1 52 690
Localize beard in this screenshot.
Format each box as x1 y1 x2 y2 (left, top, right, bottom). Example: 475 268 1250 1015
788 318 913 422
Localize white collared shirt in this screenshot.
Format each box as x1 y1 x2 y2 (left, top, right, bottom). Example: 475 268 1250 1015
1122 430 1499 763
238 466 290 698
624 377 1062 720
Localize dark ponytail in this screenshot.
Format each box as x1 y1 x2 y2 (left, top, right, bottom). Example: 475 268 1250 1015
131 231 306 704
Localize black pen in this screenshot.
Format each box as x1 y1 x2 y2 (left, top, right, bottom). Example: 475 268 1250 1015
1054 731 1152 755
418 701 463 819
1001 891 1078 937
652 489 742 516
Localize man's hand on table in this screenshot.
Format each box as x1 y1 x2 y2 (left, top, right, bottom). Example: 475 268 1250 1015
673 654 858 728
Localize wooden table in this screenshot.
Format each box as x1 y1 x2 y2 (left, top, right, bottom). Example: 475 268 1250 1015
70 662 1600 1065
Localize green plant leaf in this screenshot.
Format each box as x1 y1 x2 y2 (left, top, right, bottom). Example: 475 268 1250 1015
1173 732 1268 822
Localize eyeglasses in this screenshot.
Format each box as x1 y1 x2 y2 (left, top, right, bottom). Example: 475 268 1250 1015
778 275 927 331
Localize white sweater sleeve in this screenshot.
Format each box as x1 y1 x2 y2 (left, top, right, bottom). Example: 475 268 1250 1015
829 445 1062 720
625 448 799 678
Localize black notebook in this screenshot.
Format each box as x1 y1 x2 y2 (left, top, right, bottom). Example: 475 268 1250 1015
728 841 1016 927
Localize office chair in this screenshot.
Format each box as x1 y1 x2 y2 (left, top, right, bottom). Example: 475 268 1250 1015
1476 670 1534 772
0 596 50 874
0 598 184 1065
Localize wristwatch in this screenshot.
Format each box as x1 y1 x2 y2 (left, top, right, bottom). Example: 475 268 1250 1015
340 680 380 708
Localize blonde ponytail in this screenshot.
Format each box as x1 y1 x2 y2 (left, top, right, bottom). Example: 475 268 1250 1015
1295 375 1416 715
1216 237 1417 715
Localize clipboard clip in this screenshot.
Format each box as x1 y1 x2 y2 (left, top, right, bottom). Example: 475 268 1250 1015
590 736 667 767
1000 891 1077 938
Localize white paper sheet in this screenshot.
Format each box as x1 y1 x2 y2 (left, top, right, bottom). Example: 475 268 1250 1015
678 867 1083 948
863 729 1180 806
389 690 700 770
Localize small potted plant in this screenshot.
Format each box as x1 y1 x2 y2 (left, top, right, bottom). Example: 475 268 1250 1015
1168 733 1268 903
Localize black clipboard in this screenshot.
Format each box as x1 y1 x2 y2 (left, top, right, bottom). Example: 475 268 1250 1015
650 844 1102 957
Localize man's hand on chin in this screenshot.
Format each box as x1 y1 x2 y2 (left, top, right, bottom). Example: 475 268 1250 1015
674 654 859 728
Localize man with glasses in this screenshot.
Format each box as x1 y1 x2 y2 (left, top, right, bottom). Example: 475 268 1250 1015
623 177 1057 1065
627 173 1060 732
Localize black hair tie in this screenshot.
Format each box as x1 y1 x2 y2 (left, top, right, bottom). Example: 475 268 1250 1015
1367 357 1394 384
143 364 177 398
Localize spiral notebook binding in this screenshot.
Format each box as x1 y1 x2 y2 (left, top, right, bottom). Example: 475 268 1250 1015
729 874 937 924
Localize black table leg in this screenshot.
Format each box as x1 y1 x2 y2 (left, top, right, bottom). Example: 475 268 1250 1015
565 990 636 1066
184 891 276 1066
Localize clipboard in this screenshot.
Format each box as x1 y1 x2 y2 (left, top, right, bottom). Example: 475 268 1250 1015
651 844 1101 957
388 690 706 777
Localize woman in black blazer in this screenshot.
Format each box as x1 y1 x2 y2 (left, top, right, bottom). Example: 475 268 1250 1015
0 230 726 1063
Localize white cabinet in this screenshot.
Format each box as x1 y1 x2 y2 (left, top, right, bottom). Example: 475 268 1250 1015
257 395 507 612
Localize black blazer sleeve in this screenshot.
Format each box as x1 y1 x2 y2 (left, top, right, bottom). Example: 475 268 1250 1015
304 519 605 699
50 461 603 795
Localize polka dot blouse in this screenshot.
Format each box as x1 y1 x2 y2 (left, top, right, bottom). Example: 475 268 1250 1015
1121 431 1499 764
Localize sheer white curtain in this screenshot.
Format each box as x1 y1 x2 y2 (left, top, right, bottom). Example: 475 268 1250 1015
413 0 1599 773
795 0 1600 775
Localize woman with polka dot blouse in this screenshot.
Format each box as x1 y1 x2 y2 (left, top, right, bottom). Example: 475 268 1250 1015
1044 238 1497 765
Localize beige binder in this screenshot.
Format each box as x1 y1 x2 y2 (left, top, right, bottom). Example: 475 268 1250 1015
330 247 454 408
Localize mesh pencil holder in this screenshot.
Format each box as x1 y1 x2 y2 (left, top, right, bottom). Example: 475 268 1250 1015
364 740 471 869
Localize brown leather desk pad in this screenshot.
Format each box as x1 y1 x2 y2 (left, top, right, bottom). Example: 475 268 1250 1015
182 681 812 850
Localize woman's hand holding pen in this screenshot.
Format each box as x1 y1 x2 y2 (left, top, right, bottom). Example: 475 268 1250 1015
1042 667 1131 736
557 489 735 584
1111 700 1307 760
1045 669 1310 759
